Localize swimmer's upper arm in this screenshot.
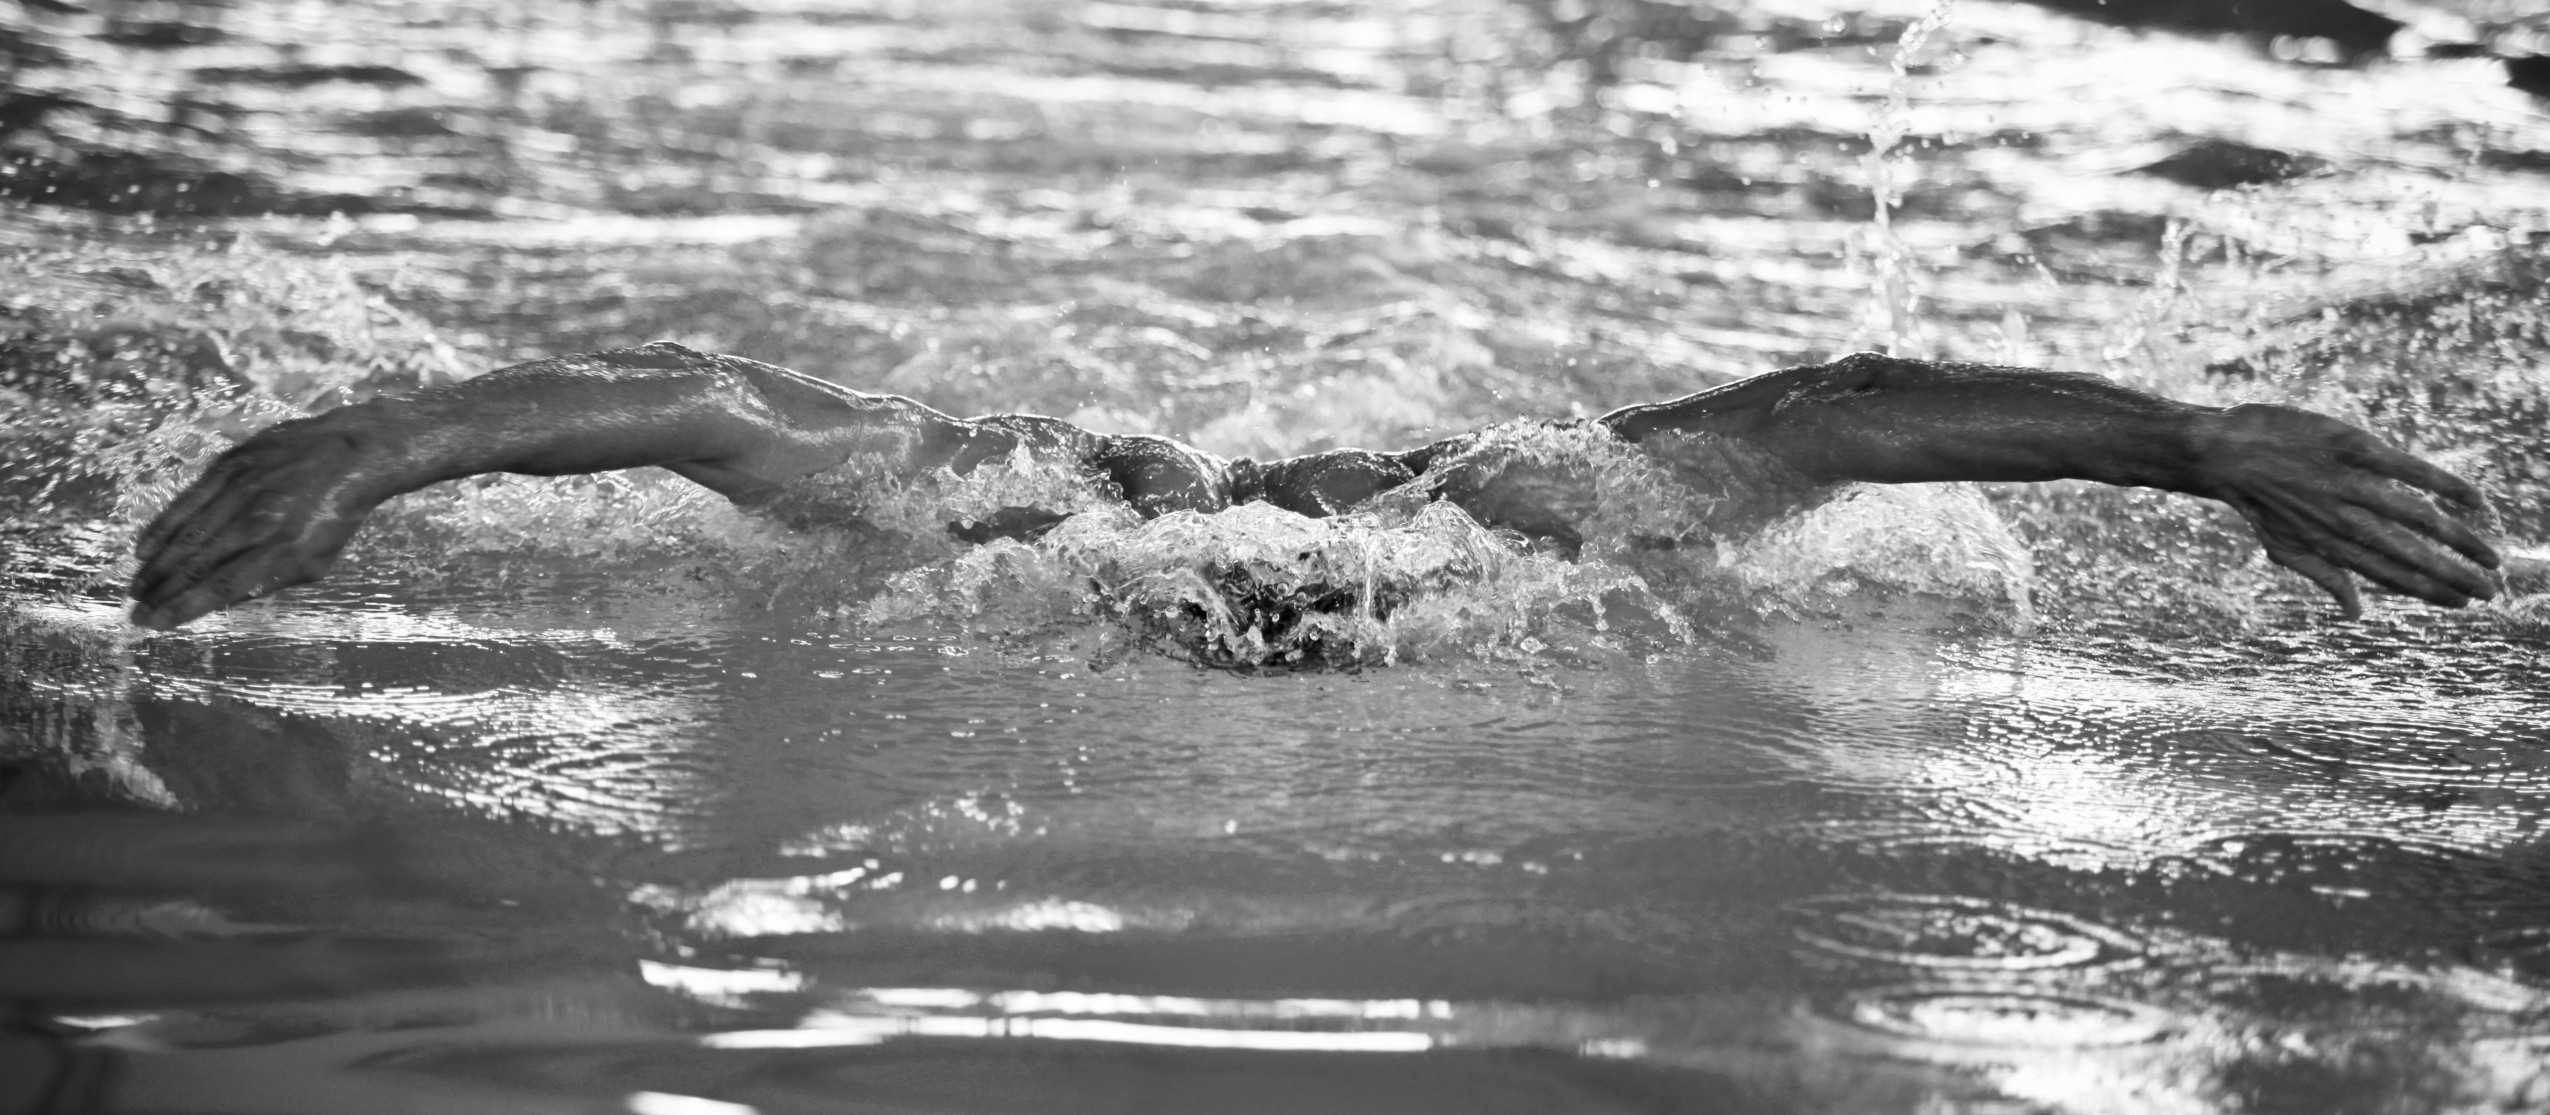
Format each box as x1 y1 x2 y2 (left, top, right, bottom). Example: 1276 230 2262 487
355 342 982 501
634 348 987 498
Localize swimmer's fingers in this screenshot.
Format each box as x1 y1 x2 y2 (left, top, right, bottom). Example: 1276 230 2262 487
2276 492 2492 606
2310 450 2501 604
132 532 347 631
132 490 362 630
2227 485 2488 614
2341 432 2493 520
129 418 385 630
2333 454 2500 569
2263 481 2498 602
135 449 247 562
2234 502 2362 620
131 463 285 606
2334 484 2501 591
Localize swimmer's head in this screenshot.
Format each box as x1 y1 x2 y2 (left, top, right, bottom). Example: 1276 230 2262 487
1111 560 1419 669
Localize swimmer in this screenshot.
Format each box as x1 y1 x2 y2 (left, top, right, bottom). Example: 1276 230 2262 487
127 341 2503 630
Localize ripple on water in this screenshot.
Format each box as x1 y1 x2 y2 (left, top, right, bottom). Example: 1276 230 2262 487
1822 986 2173 1049
2467 926 2550 982
2237 719 2550 793
1785 893 2142 974
2185 830 2505 894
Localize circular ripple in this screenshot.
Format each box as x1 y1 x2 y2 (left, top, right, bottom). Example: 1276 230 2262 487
1833 987 2172 1049
1786 893 2142 972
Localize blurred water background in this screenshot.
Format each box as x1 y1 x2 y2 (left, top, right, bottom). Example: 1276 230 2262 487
6 0 2550 1111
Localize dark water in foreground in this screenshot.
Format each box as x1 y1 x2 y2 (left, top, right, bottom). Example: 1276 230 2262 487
7 1 2550 1111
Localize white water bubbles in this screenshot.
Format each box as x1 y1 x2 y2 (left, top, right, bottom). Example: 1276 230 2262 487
865 498 1687 669
1719 483 2037 627
858 420 2043 667
865 419 1720 668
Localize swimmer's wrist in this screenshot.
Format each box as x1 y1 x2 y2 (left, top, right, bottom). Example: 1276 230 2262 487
310 394 509 504
2100 400 2217 495
2174 402 2283 498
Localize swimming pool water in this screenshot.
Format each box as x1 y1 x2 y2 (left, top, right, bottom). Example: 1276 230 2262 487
6 0 2550 1111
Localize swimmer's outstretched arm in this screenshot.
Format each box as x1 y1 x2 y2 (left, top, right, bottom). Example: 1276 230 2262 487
126 343 1073 629
129 343 2501 628
1595 352 2502 616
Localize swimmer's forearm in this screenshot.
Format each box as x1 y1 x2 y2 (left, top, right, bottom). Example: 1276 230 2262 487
352 367 764 487
1599 353 2211 493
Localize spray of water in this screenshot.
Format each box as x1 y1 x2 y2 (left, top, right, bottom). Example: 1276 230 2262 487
854 419 2054 667
1861 0 1957 357
863 424 1710 668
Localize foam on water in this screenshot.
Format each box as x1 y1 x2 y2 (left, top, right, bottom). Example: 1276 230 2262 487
866 498 1683 668
852 417 2046 666
772 439 1123 543
1726 484 2037 626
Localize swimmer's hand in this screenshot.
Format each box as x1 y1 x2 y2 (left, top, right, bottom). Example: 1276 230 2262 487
129 408 400 630
2192 403 2500 618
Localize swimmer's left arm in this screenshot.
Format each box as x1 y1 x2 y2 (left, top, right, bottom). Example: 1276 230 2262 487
127 343 1009 629
1599 352 2501 616
128 340 1227 629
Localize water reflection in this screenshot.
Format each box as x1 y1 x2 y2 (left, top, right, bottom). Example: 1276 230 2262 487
14 511 2550 1109
0 804 662 1114
10 602 2550 1107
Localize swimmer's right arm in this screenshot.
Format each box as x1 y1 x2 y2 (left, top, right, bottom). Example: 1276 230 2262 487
1598 351 2503 617
128 342 996 629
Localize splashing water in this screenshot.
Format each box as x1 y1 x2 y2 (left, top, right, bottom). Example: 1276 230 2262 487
771 439 1124 546
867 499 1682 669
1726 483 2037 627
1861 0 1957 357
9 4 2550 1111
858 418 2052 667
863 419 1710 668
